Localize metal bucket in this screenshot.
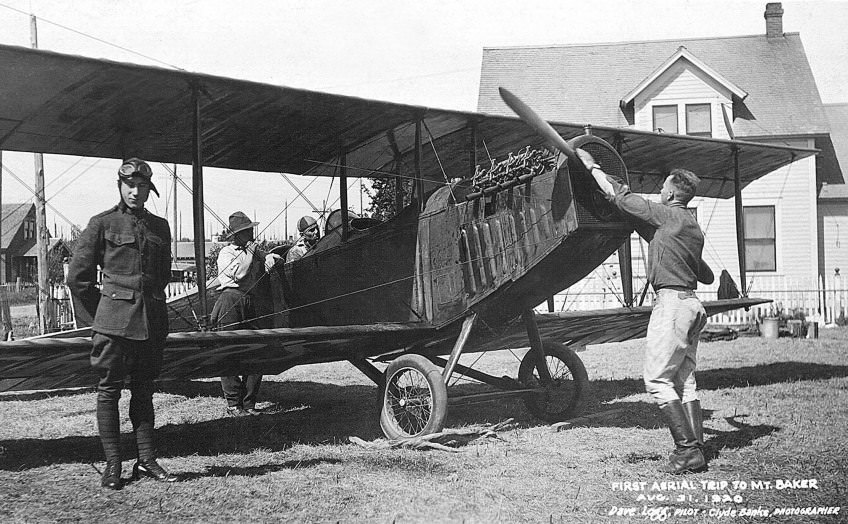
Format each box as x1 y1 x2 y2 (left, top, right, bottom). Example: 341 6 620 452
761 317 779 339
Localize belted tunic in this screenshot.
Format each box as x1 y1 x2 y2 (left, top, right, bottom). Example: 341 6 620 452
67 202 172 342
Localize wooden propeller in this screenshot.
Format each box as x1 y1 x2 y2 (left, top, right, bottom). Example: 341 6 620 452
498 87 582 167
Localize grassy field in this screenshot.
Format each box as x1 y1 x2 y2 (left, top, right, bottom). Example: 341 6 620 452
1 326 846 523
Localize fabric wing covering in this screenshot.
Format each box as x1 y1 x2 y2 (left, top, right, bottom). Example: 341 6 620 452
0 44 816 199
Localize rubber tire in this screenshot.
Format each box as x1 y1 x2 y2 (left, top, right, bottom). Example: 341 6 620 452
518 341 589 422
379 354 448 440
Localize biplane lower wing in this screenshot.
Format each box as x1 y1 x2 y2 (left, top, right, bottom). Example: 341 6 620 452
452 297 771 356
0 298 767 393
0 324 438 393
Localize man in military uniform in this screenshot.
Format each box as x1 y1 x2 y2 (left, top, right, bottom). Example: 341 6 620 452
67 158 177 490
285 215 320 263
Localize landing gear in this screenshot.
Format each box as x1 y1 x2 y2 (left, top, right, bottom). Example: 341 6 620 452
518 340 588 421
379 354 448 439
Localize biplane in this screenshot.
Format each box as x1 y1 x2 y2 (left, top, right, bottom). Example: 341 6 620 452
0 43 815 439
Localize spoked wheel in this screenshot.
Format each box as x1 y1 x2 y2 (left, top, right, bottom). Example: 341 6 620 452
518 341 589 422
379 354 448 439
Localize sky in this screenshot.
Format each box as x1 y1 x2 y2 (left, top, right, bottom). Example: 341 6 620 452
0 0 846 240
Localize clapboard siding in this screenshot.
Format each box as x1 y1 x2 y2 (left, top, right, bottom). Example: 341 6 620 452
691 142 817 287
633 61 733 137
819 203 848 277
562 56 821 300
569 140 817 296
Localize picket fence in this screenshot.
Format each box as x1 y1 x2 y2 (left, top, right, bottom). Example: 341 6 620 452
19 271 848 334
539 271 848 326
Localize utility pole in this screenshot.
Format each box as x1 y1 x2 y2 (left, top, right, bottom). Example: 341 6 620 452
31 14 53 334
172 164 178 274
0 149 4 284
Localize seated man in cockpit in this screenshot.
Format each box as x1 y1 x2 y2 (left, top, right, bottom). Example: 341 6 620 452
286 216 320 263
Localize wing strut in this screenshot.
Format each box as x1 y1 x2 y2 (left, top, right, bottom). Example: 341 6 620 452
522 309 552 382
340 151 349 241
191 83 209 327
441 312 477 384
732 147 747 297
612 133 634 306
415 119 424 211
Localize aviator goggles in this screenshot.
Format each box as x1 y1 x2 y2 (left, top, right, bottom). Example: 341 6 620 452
117 158 159 196
118 159 153 179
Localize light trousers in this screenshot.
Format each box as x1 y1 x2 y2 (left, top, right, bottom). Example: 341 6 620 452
643 289 707 406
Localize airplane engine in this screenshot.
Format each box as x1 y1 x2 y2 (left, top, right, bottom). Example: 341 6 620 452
565 134 629 225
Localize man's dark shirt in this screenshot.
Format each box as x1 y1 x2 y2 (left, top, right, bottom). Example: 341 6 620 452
67 202 172 341
606 178 713 291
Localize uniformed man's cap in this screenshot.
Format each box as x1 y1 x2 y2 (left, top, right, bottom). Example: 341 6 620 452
118 158 159 197
298 215 318 233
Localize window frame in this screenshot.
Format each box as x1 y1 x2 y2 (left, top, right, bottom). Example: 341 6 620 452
743 205 777 272
685 103 712 137
652 104 679 134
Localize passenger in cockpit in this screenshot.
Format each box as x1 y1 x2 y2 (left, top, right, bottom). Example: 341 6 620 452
286 215 320 263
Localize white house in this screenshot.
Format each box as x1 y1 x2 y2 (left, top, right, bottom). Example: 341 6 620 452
477 2 845 313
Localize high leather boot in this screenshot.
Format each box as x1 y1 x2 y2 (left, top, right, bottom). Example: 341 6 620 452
683 399 708 462
683 400 704 445
101 460 122 490
659 400 706 474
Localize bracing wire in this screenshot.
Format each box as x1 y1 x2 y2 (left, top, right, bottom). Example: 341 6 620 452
0 2 184 70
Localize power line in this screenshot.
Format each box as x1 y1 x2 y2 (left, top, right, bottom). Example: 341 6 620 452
0 2 184 70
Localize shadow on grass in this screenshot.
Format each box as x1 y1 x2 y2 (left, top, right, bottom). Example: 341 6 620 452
618 415 780 466
580 362 848 403
177 458 344 480
0 380 382 471
704 415 780 462
0 387 94 402
0 361 841 471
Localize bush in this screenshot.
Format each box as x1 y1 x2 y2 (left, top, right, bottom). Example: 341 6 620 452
3 285 38 307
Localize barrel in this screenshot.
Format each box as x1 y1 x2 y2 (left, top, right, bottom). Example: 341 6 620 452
761 317 779 339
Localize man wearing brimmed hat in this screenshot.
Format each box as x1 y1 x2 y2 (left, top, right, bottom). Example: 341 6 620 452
213 211 282 416
286 215 320 263
67 158 176 489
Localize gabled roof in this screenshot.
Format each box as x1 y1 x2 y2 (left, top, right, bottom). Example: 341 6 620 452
820 103 848 193
621 46 747 106
1 203 34 250
819 183 848 201
478 33 830 138
23 238 66 258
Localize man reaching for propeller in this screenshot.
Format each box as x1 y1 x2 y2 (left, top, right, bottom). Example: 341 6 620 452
577 148 714 474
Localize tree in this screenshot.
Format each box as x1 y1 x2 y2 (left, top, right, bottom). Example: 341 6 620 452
49 227 81 283
365 176 413 221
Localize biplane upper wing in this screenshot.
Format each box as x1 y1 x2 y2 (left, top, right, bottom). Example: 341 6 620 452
0 43 816 198
0 45 805 394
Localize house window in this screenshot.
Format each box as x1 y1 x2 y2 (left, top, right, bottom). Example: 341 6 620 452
686 104 712 137
24 219 35 240
744 206 776 271
652 105 678 134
